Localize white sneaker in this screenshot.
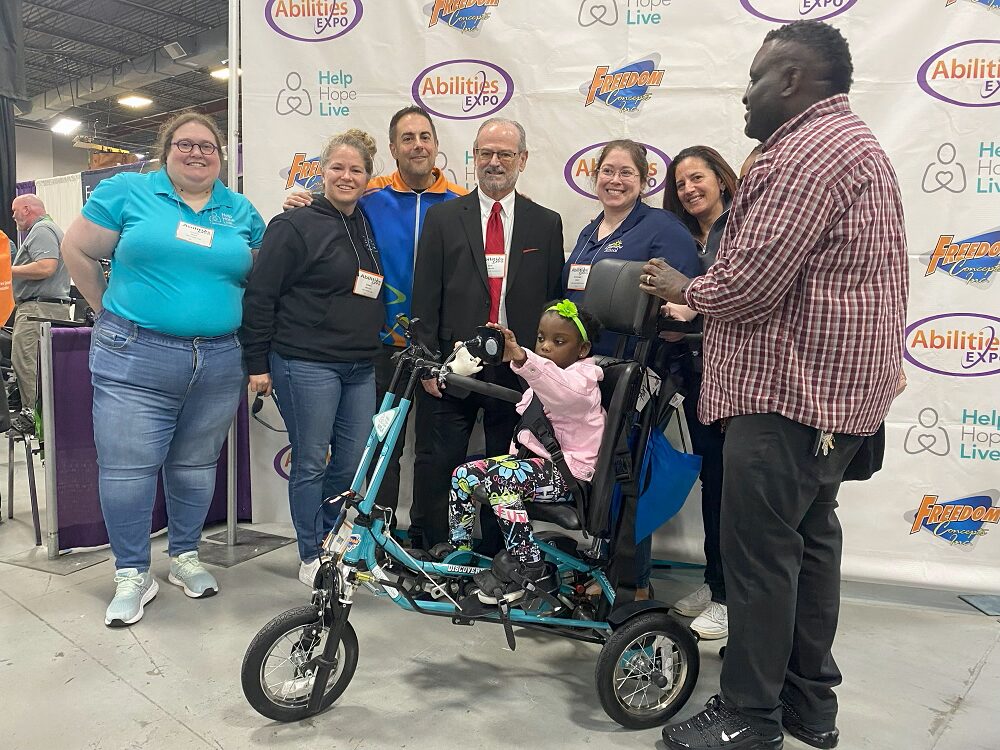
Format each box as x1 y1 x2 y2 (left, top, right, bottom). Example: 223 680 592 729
672 583 712 617
105 569 159 627
691 601 729 640
298 558 322 588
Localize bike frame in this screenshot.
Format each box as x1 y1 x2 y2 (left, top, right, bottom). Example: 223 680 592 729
322 345 616 639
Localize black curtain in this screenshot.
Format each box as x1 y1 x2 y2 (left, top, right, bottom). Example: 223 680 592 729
1 0 26 241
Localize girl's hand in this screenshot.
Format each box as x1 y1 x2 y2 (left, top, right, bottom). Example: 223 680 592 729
249 373 272 397
662 302 698 322
486 322 526 365
282 191 313 210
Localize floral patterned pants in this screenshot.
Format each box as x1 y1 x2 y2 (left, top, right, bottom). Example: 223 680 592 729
448 455 573 564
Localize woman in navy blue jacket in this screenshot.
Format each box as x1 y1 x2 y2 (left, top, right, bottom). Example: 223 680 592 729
564 140 700 356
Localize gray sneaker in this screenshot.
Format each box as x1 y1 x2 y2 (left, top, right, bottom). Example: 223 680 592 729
168 551 219 598
105 568 159 627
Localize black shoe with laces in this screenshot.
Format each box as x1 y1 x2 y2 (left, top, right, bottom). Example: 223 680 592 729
780 701 839 749
661 695 784 749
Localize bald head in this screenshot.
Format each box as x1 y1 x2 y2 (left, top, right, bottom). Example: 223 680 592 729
11 194 47 232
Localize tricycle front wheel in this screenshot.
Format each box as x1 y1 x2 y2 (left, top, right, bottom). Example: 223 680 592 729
241 605 358 722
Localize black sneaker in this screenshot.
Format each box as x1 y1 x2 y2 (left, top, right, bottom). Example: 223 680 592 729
662 695 784 749
473 559 547 605
780 701 839 749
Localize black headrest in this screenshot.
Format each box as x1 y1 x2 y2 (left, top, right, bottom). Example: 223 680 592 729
581 259 659 338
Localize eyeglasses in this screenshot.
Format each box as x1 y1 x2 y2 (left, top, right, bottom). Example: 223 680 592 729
172 139 219 156
598 166 639 181
474 148 520 164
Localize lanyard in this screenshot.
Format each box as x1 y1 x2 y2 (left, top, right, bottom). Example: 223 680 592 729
568 215 626 267
338 209 381 275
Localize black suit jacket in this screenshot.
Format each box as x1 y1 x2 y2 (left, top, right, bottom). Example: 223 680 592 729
412 189 565 356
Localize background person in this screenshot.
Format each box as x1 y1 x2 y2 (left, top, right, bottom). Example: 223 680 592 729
282 106 466 529
653 145 740 639
411 117 564 554
651 21 909 750
61 112 265 628
240 130 384 587
9 194 72 434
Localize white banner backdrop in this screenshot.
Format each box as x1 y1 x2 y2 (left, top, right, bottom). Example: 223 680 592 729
242 0 1000 593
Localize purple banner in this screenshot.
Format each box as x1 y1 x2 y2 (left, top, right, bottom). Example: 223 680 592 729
15 180 35 196
50 326 252 552
80 161 151 205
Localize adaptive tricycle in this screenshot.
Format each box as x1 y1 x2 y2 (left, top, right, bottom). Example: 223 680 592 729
240 260 700 729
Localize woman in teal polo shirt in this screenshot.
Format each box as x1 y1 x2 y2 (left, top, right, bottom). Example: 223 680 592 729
61 112 265 628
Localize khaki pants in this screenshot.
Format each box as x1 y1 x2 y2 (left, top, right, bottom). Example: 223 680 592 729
11 300 72 410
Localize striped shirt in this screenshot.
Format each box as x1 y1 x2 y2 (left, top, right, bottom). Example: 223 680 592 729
685 95 909 435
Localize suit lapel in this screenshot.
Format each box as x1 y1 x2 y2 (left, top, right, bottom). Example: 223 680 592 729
461 190 489 292
507 192 528 290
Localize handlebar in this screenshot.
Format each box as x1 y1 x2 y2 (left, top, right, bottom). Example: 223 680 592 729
442 372 522 404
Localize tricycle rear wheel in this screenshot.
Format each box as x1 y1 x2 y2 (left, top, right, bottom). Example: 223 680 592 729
595 611 699 729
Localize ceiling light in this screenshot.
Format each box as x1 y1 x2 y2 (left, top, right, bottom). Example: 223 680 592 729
51 118 81 135
133 152 147 160
210 67 241 80
118 94 152 108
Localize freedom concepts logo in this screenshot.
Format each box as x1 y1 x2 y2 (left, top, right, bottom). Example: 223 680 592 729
280 152 384 190
581 54 665 113
917 40 1000 107
945 0 1000 15
740 0 857 23
924 227 1000 286
907 491 1000 547
426 0 500 33
905 313 1000 377
265 1 363 42
412 59 513 120
564 141 670 200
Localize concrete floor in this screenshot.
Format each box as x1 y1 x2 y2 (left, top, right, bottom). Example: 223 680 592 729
1 453 999 750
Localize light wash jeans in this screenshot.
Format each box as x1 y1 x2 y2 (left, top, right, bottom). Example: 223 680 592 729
269 352 375 562
90 310 245 571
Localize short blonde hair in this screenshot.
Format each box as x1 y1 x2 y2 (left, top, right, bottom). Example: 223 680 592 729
320 128 377 175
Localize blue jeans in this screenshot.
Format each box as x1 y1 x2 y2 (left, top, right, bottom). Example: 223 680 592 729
269 352 375 562
90 311 245 571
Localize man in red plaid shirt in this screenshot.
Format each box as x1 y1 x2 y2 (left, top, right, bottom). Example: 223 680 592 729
650 21 909 750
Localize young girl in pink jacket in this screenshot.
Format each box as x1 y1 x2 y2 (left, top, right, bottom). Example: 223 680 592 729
446 300 605 603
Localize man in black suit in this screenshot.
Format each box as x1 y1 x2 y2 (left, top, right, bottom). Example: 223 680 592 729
410 117 564 552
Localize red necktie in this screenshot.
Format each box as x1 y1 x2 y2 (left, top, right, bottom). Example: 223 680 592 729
485 200 504 324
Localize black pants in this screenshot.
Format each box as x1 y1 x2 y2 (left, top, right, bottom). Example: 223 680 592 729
410 365 521 552
720 413 862 735
369 345 427 526
686 412 726 602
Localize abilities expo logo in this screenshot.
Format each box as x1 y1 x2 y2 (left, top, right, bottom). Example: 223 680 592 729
564 141 671 200
924 226 1000 286
425 0 500 33
265 0 363 42
412 59 514 120
740 0 858 23
906 490 1000 547
581 54 665 114
905 313 1000 377
917 40 1000 107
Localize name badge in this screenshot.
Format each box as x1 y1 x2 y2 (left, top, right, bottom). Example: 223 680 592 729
567 263 591 291
486 254 506 279
354 270 384 299
175 221 214 248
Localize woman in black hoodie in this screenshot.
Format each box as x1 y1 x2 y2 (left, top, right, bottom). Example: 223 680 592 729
240 129 384 586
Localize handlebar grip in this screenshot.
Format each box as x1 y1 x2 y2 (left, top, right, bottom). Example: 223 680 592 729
444 372 522 404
